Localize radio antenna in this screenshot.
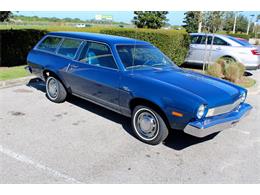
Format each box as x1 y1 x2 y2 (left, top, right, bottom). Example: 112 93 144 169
131 28 137 75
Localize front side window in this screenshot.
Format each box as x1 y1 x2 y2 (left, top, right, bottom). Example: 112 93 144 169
191 35 200 44
57 38 82 58
116 44 176 69
37 36 62 52
79 41 117 69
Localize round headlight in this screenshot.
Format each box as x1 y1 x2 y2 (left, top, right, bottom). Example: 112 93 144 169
196 104 206 119
240 92 246 103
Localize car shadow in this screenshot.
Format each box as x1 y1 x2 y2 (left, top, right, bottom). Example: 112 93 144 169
163 131 219 150
26 78 218 151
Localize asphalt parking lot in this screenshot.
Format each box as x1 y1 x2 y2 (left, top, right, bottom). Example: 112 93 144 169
0 70 260 183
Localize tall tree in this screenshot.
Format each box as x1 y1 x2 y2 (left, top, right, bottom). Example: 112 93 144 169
235 15 248 33
0 11 13 22
223 12 248 33
222 12 235 32
203 11 225 32
132 11 169 29
183 11 201 33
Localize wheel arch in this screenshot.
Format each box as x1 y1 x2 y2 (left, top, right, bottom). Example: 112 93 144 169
129 98 170 129
219 55 238 62
43 69 71 94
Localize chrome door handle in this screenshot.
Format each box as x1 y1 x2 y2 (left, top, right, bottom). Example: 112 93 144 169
66 63 79 72
70 64 79 69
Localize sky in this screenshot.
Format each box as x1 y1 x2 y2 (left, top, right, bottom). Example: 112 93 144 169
15 11 260 25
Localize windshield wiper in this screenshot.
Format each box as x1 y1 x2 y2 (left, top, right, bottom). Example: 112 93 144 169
151 63 166 67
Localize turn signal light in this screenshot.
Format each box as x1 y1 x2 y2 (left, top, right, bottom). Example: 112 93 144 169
172 111 183 117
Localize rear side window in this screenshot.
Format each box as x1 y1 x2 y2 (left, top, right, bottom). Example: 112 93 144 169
79 41 117 69
37 36 62 52
57 38 82 58
213 37 229 46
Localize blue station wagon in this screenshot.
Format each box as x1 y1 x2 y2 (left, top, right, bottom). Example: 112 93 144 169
27 32 252 145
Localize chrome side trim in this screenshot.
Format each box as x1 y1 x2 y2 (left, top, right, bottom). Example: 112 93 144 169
206 98 242 117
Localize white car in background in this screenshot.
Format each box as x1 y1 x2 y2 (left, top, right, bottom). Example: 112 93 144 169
185 33 260 70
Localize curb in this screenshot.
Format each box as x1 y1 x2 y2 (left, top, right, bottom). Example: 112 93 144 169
0 76 37 89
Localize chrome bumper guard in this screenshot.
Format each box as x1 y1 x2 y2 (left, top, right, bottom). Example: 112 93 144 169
184 103 252 138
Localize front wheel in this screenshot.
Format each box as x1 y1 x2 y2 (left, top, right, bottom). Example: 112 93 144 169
46 76 67 103
131 105 169 145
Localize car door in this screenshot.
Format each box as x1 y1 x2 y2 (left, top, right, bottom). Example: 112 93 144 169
207 36 230 64
185 35 200 63
64 41 121 112
187 35 210 64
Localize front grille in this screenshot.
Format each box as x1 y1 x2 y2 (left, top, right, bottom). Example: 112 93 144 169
206 98 242 117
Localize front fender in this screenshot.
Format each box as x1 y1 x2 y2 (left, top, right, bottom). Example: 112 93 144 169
120 73 207 129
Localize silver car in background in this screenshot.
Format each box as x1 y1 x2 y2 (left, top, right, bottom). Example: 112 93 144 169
185 33 260 70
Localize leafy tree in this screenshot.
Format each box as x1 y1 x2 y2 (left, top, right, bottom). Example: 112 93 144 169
132 11 169 29
203 11 225 32
235 15 248 33
183 11 201 33
223 12 248 33
0 11 13 22
222 12 235 32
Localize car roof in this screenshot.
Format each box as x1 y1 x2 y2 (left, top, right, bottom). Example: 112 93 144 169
47 31 150 45
189 33 227 37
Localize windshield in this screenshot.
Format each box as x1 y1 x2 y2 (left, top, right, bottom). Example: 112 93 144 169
116 44 176 69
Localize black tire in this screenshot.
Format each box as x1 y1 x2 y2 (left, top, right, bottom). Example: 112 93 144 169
131 105 169 145
46 76 67 103
220 56 236 64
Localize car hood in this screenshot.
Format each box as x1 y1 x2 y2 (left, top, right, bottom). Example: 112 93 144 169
132 67 242 107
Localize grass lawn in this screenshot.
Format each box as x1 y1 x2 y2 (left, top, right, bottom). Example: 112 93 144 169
0 65 30 81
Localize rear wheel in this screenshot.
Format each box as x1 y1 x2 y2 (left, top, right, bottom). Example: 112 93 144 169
46 76 67 103
220 56 236 64
131 105 169 145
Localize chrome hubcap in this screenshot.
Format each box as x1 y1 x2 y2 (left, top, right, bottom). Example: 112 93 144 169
136 111 158 140
48 78 58 98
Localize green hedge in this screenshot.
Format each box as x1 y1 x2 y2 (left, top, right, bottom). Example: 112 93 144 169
0 28 190 67
0 29 47 67
100 28 190 66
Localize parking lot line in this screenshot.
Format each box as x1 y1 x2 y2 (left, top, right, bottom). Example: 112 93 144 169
0 145 82 184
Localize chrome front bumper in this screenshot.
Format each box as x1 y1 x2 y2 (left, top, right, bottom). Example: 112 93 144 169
184 103 252 138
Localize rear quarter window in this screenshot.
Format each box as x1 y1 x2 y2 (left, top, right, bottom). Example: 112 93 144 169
57 38 82 59
37 36 62 52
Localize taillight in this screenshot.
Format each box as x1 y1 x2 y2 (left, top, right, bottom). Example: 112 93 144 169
251 49 260 55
